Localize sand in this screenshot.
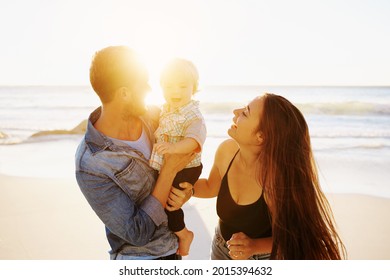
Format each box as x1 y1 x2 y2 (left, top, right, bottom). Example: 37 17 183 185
1 172 390 260
0 136 389 260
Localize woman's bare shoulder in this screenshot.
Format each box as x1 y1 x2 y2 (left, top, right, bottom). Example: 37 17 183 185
217 138 239 152
215 139 239 167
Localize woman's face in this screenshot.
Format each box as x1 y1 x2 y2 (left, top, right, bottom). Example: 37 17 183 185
228 96 264 145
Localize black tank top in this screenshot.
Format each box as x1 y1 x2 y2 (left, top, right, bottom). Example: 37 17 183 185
216 151 272 241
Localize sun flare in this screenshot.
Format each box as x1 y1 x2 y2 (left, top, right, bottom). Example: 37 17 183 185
132 32 181 107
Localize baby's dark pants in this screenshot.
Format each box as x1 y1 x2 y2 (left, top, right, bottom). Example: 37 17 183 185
165 164 203 232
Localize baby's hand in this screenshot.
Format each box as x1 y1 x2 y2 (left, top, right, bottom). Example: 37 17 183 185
153 142 176 155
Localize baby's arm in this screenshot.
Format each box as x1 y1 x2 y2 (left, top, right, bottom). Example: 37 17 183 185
153 137 199 155
154 118 205 155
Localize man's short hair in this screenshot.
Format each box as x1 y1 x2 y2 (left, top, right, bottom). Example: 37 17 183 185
89 46 147 103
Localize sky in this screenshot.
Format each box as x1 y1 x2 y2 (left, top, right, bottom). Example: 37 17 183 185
0 0 389 86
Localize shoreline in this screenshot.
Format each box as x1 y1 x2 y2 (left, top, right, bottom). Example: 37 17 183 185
4 136 390 197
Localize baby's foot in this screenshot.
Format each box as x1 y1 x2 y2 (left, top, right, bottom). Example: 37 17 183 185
176 229 194 256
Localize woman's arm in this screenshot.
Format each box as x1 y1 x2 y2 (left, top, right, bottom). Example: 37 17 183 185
193 139 239 198
192 164 221 198
165 146 223 210
167 163 221 208
166 139 239 208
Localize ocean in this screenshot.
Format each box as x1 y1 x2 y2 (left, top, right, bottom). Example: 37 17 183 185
1 85 390 197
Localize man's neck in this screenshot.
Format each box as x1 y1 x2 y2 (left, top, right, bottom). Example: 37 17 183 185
94 106 143 141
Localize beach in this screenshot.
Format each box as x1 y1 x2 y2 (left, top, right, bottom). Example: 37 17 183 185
1 3 389 278
1 85 390 260
1 137 390 260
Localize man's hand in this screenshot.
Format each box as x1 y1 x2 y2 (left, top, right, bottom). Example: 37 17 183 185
160 152 195 175
153 142 176 155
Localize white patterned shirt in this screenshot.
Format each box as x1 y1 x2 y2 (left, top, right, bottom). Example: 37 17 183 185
149 100 206 171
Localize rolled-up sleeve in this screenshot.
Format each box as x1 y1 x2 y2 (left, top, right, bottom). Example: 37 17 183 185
76 170 165 247
140 195 167 226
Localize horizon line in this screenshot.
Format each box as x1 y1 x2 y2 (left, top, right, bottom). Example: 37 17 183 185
1 84 390 88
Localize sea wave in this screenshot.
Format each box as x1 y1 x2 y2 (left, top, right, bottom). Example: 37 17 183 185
199 101 390 115
314 141 390 150
0 120 87 146
1 100 389 116
0 131 8 139
310 132 390 138
297 102 390 115
2 133 390 153
0 136 24 145
0 105 96 110
0 133 84 146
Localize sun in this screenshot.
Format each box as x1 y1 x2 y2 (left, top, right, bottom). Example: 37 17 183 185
99 6 195 106
136 51 167 107
135 40 181 107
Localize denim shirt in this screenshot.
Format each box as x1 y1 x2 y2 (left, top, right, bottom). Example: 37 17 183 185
75 107 178 259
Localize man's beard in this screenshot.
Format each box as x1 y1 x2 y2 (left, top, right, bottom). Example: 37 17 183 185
122 102 146 120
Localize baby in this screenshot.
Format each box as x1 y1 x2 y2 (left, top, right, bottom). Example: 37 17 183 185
150 58 206 256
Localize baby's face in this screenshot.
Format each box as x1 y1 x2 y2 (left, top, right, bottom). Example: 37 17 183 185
161 76 194 109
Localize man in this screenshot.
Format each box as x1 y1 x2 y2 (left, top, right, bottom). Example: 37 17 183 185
75 46 193 260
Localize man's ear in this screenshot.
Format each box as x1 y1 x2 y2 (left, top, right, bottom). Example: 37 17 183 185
119 86 132 100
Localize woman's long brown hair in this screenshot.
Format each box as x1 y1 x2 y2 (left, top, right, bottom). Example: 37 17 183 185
257 93 346 259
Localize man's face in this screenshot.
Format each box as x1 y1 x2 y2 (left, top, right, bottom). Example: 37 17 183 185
125 78 151 117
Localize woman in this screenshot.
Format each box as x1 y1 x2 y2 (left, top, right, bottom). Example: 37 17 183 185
186 93 346 260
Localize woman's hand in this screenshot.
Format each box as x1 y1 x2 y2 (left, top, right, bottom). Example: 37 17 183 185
166 182 193 211
226 232 257 260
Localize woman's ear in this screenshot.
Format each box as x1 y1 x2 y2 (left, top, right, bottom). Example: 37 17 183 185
256 132 263 144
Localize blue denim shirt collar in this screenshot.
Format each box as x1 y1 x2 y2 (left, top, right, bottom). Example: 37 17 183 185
85 107 111 154
85 107 155 161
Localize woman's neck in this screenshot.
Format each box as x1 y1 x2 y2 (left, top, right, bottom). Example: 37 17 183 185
236 146 260 175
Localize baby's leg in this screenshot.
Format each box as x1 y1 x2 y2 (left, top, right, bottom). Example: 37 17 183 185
167 165 203 256
165 208 193 255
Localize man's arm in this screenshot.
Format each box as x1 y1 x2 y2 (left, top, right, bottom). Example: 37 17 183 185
76 170 160 246
151 152 195 207
77 152 194 246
